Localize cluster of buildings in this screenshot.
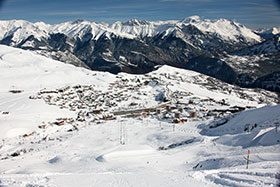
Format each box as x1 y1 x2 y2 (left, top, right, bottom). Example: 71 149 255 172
28 75 245 131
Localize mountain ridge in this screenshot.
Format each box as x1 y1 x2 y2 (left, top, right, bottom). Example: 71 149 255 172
0 16 262 44
0 17 279 92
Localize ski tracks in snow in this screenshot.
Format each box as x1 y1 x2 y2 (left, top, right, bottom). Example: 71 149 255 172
204 170 276 187
0 172 209 187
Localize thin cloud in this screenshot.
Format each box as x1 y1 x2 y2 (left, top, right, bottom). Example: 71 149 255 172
44 11 87 16
89 3 157 11
241 4 280 18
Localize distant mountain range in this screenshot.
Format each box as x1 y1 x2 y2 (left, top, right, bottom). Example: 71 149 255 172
0 16 279 92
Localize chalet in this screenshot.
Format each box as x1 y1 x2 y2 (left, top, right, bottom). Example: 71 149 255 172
23 131 35 137
9 90 23 94
73 85 81 89
39 89 58 94
103 114 116 120
58 86 70 93
54 120 64 126
156 109 161 115
38 124 48 129
166 105 171 112
178 107 184 113
141 113 149 118
174 112 180 119
189 111 197 119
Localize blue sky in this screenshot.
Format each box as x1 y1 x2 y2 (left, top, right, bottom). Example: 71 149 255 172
0 0 280 29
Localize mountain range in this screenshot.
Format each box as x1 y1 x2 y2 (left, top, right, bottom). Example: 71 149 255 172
0 24 280 186
0 16 279 92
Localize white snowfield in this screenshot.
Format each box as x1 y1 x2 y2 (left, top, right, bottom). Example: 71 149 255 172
0 45 279 187
0 16 261 45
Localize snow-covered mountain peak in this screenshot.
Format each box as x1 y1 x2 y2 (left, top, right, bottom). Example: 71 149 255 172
255 27 280 40
109 19 157 38
0 20 49 43
49 20 112 40
71 19 87 25
0 17 263 45
34 21 51 30
256 27 280 35
122 18 150 26
271 27 280 35
180 16 201 23
186 18 262 43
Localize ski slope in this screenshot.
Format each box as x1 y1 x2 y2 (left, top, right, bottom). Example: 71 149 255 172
0 45 279 187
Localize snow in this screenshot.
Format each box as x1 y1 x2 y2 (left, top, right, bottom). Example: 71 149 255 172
0 44 114 91
0 20 48 43
109 19 177 38
21 40 35 48
204 105 280 136
51 17 262 42
255 27 280 37
186 18 262 43
0 44 114 138
0 16 262 46
50 20 136 40
181 15 201 23
0 45 279 187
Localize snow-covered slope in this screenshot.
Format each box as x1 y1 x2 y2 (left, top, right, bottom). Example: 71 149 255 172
109 19 177 38
0 20 49 45
181 16 261 42
0 44 114 139
0 45 279 186
0 16 261 44
0 44 276 138
0 44 114 92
